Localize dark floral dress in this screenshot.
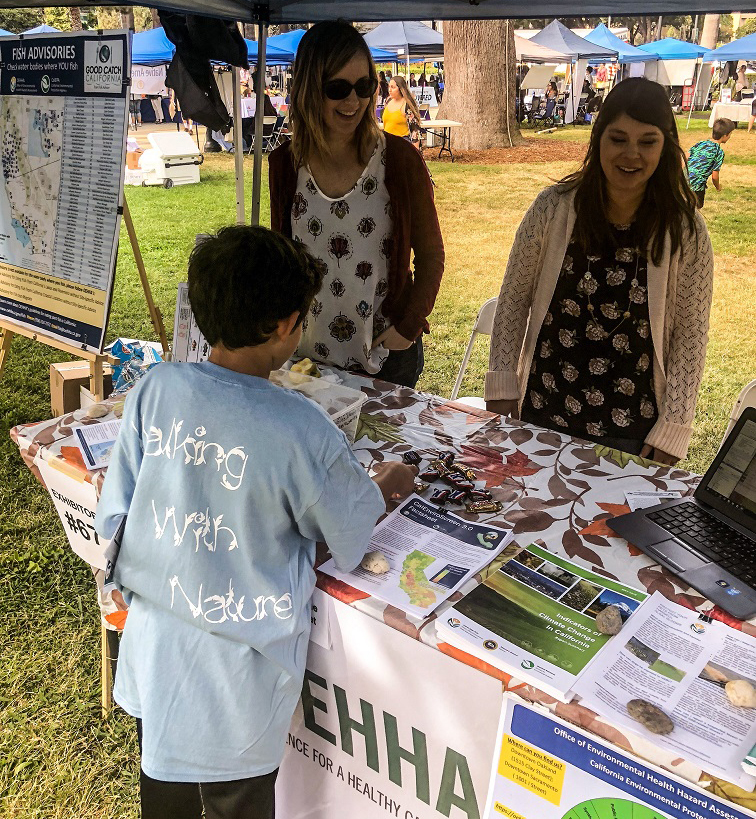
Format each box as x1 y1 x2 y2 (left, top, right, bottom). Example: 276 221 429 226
521 225 658 445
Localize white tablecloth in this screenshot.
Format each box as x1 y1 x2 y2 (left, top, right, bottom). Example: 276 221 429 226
708 100 754 126
240 96 286 118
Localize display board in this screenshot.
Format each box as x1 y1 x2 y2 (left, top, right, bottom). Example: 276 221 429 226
484 696 754 819
277 595 503 819
131 65 166 96
0 31 129 353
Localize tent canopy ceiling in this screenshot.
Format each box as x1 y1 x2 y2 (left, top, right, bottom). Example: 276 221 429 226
364 20 443 58
531 19 616 60
703 31 756 62
638 37 709 59
584 22 655 63
3 1 756 22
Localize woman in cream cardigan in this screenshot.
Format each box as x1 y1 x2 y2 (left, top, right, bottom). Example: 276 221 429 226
486 78 713 465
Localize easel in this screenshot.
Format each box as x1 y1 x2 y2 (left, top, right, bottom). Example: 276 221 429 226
0 194 168 717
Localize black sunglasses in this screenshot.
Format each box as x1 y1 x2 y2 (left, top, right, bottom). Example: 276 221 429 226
323 76 378 101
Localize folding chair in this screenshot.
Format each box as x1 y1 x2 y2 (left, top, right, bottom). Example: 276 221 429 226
525 95 542 126
246 116 278 155
450 297 498 409
722 380 756 445
265 114 287 152
532 97 557 128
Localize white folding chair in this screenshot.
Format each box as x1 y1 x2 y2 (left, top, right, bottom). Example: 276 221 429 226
450 297 498 409
721 379 756 446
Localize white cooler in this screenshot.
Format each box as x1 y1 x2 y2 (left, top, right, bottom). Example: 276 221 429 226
139 131 203 189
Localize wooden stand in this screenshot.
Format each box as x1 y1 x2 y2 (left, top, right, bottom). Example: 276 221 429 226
1 195 169 718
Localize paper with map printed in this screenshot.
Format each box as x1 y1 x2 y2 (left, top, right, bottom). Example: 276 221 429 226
318 495 513 618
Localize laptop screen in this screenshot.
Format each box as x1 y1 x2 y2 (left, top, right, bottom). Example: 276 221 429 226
703 417 756 519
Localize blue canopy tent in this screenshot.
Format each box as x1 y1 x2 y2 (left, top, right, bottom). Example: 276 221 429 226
584 23 655 64
703 31 756 62
364 20 444 59
0 27 13 36
531 20 615 122
21 23 61 34
637 37 708 60
267 27 396 61
131 26 175 66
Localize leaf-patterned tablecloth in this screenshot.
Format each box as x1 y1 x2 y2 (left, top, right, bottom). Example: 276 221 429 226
10 374 756 805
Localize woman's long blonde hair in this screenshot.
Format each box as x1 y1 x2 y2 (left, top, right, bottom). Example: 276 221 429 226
289 21 379 168
390 74 422 123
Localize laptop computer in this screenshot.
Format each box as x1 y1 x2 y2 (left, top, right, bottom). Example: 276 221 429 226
609 406 756 620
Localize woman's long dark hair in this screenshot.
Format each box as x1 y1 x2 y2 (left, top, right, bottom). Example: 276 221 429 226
560 77 697 265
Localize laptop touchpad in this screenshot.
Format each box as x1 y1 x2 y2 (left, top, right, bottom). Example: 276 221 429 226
646 539 709 573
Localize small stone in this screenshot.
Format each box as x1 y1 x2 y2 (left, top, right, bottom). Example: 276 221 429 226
595 605 623 635
626 699 674 734
725 680 756 708
360 551 390 575
85 403 109 419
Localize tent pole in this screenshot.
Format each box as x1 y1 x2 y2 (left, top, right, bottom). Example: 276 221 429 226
232 66 244 224
251 22 268 226
686 58 703 129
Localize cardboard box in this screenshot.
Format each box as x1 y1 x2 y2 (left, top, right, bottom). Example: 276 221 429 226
50 361 112 417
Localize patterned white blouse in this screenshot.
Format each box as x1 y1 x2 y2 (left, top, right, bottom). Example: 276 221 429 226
292 133 393 374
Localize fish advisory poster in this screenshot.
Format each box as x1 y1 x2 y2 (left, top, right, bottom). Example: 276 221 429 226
0 31 129 352
484 696 753 819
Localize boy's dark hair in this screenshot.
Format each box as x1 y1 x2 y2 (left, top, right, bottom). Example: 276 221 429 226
188 226 324 350
712 118 736 140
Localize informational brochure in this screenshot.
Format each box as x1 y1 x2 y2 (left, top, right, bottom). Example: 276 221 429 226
73 419 121 469
171 282 209 363
573 592 756 787
437 542 647 701
625 490 682 512
484 695 756 819
318 495 513 618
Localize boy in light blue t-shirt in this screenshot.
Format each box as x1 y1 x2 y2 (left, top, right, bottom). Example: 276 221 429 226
95 226 416 819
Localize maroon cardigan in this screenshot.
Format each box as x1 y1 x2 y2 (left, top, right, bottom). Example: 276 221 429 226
268 133 445 341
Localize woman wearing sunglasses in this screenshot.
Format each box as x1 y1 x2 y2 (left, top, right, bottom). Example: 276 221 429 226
269 20 444 388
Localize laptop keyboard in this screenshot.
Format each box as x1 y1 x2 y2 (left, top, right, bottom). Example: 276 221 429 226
647 502 756 585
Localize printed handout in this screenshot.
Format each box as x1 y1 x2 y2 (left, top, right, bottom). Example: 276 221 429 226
318 495 513 618
573 592 756 786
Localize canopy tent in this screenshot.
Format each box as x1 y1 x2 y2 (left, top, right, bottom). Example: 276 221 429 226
131 26 293 65
515 34 569 63
530 19 616 60
584 23 655 64
21 24 61 34
267 27 397 62
703 31 756 62
637 37 708 60
131 26 175 66
364 20 444 59
6 1 754 22
0 28 13 36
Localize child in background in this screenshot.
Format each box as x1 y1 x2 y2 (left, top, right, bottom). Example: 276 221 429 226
95 226 417 819
688 117 736 207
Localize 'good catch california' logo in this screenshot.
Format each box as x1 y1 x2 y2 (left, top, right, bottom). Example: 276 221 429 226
83 39 123 94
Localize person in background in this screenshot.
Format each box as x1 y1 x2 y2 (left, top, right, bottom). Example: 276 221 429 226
409 72 417 87
382 74 423 146
595 63 608 89
688 117 735 207
269 21 443 389
748 96 756 134
545 80 559 100
485 78 713 466
734 63 748 101
418 73 428 88
95 225 417 819
378 70 389 104
583 66 596 101
147 94 164 124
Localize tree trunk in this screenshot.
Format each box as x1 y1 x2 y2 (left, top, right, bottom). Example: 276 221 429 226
150 8 160 28
119 7 134 31
437 20 523 150
699 14 720 50
69 7 82 31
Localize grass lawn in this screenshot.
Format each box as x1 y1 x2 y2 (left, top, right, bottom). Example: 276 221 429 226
1 116 754 815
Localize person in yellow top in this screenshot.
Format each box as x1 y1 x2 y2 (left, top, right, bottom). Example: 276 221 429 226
382 75 422 145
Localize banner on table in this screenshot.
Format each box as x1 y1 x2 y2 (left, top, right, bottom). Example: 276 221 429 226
0 31 130 353
277 597 503 819
484 696 755 819
37 458 109 569
131 65 166 96
411 85 438 106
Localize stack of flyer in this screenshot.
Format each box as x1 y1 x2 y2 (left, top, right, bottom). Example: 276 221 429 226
318 495 513 620
436 542 648 702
